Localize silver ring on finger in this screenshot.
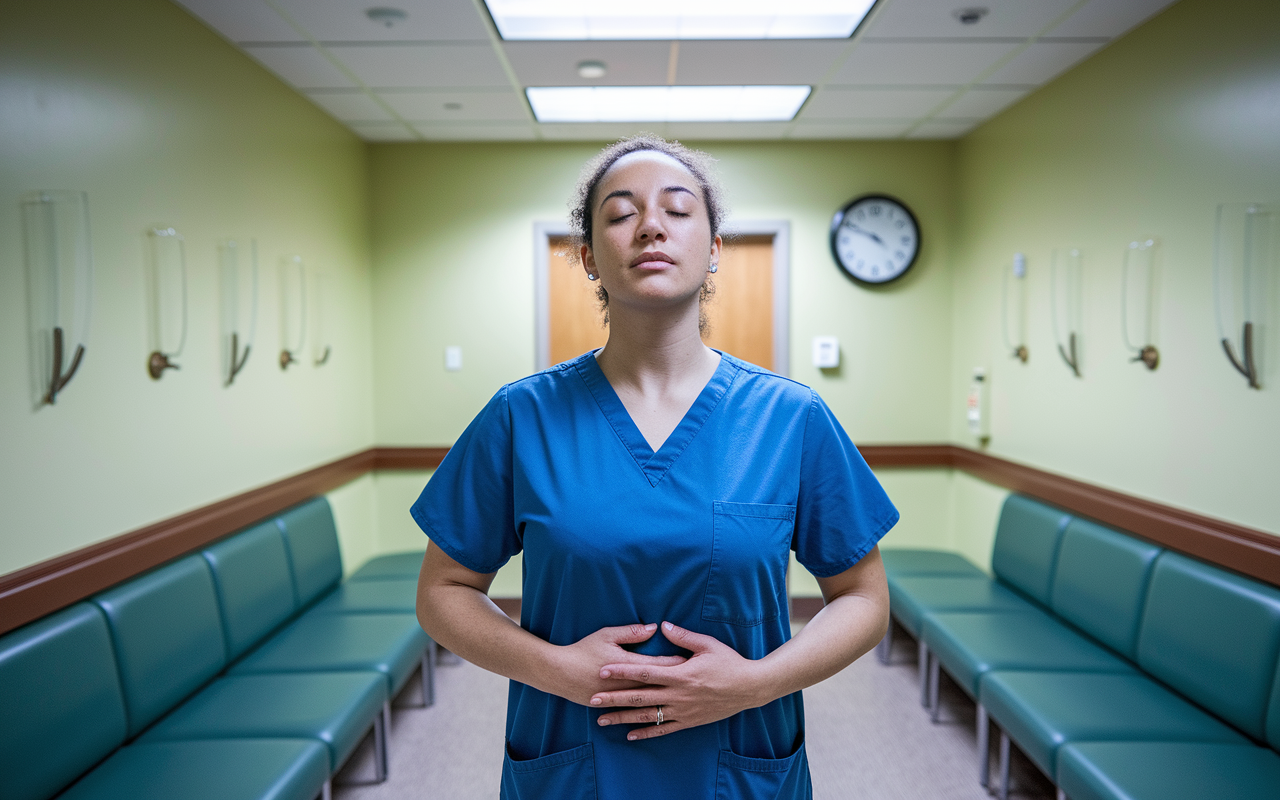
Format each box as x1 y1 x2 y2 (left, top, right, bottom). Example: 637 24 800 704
655 705 664 726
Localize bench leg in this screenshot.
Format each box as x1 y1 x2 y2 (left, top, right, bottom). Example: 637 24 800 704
375 701 390 782
422 645 436 707
928 654 941 723
876 622 893 664
1056 789 1066 800
320 779 331 800
918 640 930 706
977 704 990 788
998 729 1011 800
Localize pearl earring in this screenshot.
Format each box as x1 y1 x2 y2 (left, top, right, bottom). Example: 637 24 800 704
587 273 598 280
708 263 718 273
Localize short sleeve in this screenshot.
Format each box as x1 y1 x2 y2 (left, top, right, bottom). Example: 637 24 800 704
794 390 899 578
410 386 519 574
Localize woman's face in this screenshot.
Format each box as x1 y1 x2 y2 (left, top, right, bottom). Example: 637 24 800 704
582 151 721 314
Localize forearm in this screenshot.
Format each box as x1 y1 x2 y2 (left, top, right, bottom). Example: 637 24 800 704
416 578 566 696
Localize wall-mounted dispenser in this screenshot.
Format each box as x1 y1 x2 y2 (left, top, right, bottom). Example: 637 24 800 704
219 238 258 386
1121 239 1160 370
311 269 331 367
1051 247 1084 377
1001 253 1029 363
21 191 93 406
278 255 307 370
145 227 188 380
1214 203 1271 389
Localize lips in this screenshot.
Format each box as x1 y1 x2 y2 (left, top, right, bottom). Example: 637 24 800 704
630 251 675 268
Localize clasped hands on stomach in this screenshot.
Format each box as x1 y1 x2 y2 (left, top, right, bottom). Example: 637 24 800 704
550 621 769 741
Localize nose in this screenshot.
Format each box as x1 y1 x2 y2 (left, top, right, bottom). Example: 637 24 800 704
635 205 667 242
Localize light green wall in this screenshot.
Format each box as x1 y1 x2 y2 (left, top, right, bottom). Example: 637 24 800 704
0 0 376 574
949 0 1280 551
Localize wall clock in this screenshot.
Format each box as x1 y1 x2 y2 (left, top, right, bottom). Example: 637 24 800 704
830 194 921 285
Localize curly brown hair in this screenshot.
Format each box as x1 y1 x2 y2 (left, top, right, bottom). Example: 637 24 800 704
565 134 727 332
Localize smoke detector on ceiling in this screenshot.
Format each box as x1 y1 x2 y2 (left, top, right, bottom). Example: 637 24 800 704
366 7 408 28
953 7 989 25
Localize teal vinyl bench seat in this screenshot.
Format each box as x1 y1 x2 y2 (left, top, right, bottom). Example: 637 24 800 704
1056 741 1280 800
348 550 426 581
57 739 330 800
881 548 986 579
310 578 419 614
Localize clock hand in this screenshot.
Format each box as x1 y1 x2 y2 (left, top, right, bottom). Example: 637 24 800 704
845 223 885 246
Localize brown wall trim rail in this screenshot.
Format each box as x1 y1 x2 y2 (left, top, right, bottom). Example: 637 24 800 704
0 443 1274 635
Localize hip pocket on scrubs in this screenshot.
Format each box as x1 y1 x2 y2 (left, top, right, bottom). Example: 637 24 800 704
501 742 596 800
702 502 797 627
715 740 810 800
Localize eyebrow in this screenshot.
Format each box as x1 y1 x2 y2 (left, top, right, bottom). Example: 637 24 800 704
598 186 697 209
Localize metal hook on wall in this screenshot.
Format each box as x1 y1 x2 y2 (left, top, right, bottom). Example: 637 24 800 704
1121 239 1160 371
146 227 187 380
220 238 258 386
279 255 307 370
1051 247 1083 377
1001 253 1029 363
47 327 86 404
1214 203 1270 390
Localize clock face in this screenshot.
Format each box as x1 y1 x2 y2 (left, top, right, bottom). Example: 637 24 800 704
830 194 921 285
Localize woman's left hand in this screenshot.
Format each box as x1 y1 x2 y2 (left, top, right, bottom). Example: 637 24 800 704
589 621 769 740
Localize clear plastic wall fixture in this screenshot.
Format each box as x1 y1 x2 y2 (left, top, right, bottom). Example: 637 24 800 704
311 270 332 367
1121 239 1160 370
1001 253 1029 363
21 190 93 406
219 238 259 386
1214 203 1272 389
146 227 188 380
1050 247 1084 377
278 255 307 370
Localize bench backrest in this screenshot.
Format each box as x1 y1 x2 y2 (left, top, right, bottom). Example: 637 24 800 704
1050 517 1161 661
279 496 343 607
1270 658 1280 752
0 603 128 800
991 494 1072 605
93 555 228 737
203 519 299 660
1136 551 1280 742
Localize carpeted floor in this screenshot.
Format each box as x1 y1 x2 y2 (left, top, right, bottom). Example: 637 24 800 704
334 622 1057 799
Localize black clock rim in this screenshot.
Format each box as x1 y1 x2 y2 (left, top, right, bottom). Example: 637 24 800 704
829 193 921 286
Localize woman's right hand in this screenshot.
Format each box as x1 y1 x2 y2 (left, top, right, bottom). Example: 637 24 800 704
547 623 687 706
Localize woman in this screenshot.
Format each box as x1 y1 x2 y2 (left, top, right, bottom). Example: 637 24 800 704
413 135 896 799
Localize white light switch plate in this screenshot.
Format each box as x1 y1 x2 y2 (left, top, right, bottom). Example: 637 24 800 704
444 346 462 371
812 336 839 368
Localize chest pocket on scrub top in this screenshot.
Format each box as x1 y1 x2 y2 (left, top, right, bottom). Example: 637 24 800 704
702 501 797 626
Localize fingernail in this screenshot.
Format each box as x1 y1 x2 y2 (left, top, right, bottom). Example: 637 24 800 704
645 623 657 631
598 718 610 725
600 669 611 678
662 622 674 631
590 697 601 705
627 734 638 741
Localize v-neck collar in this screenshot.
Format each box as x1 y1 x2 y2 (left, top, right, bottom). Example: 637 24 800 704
574 350 738 487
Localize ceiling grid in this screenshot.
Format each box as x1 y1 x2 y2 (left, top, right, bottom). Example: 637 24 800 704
171 0 1181 142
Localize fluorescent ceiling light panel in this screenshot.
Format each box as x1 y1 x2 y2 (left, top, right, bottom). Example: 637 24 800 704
485 0 877 40
526 86 811 122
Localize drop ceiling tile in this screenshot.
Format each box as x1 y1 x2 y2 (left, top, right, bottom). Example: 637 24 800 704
788 121 913 138
413 123 537 141
243 45 356 89
865 0 1082 39
1048 0 1179 38
983 40 1106 86
936 86 1031 119
538 123 663 141
306 91 394 122
674 40 849 85
831 40 1020 85
379 90 528 121
802 87 953 120
907 119 980 138
664 122 793 140
272 0 490 42
350 122 419 141
172 0 303 43
503 41 670 86
329 43 511 88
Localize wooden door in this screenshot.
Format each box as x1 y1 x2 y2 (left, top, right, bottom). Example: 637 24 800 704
547 234 775 370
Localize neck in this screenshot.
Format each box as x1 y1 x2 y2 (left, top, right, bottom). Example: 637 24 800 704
594 297 717 392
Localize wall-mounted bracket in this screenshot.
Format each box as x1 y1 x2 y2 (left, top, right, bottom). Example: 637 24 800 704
1132 345 1160 370
314 346 331 366
148 351 179 379
1222 322 1259 389
45 327 85 404
227 332 251 385
1057 332 1081 377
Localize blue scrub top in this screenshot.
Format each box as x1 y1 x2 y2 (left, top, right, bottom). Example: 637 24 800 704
412 351 898 800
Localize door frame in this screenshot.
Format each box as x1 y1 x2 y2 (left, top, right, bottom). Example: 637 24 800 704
533 220 791 375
